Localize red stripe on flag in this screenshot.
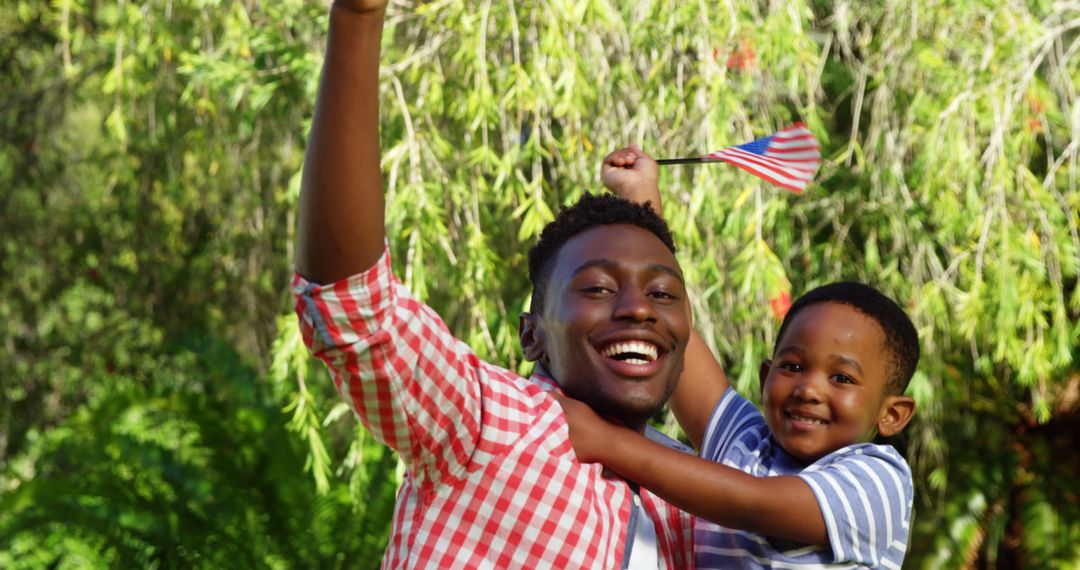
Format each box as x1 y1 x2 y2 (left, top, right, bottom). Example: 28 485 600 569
709 150 814 192
712 148 818 177
767 145 818 155
769 132 816 144
720 159 808 193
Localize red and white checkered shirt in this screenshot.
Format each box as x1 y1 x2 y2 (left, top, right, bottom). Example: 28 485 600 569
293 247 695 569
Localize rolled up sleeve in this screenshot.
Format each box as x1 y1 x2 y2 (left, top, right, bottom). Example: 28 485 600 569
292 247 483 487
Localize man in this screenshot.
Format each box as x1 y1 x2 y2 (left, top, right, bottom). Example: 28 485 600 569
293 1 695 567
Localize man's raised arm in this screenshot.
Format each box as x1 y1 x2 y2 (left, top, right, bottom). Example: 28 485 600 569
296 0 389 284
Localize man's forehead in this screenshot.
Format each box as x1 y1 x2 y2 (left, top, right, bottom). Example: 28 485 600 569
553 224 681 276
569 258 684 282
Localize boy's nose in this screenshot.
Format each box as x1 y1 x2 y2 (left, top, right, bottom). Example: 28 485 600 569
791 375 826 402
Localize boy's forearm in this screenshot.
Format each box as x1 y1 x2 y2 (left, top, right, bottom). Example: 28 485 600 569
602 426 828 546
296 6 387 283
600 146 731 449
670 330 730 450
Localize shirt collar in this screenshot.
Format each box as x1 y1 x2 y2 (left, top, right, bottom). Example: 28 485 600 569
528 371 561 394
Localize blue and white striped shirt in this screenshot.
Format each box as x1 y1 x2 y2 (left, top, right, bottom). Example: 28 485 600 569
695 389 913 569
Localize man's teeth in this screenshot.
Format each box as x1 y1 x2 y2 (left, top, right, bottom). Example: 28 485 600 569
787 411 828 424
600 341 659 364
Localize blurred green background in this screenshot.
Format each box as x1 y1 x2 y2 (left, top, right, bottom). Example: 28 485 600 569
2 0 1077 567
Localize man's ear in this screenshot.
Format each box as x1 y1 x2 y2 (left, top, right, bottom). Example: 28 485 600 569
519 312 546 362
876 395 916 437
758 359 771 392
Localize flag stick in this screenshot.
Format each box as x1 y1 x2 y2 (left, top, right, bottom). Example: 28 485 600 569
656 157 715 165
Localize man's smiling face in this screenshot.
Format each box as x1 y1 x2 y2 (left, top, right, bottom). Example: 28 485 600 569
532 224 690 430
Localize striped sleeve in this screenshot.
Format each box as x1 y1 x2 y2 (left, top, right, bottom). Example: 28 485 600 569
699 388 767 462
292 247 481 487
798 445 913 567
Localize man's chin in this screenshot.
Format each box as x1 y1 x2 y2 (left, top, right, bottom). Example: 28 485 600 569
580 394 667 430
556 368 677 429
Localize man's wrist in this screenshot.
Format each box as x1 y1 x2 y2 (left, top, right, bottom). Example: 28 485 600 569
331 2 388 19
327 2 387 44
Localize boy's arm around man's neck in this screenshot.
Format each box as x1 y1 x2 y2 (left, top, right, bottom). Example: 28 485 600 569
589 420 830 546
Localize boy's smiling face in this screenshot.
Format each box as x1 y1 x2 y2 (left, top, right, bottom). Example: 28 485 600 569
760 302 912 464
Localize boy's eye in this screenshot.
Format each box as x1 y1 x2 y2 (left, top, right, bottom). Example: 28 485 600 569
832 373 856 385
581 286 613 295
778 362 802 373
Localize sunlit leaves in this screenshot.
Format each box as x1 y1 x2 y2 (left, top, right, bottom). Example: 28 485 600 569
2 0 1078 566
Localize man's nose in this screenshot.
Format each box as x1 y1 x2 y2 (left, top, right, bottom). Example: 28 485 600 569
612 288 656 322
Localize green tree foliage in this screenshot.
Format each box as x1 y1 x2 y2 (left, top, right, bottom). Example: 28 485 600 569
1 0 395 566
1 338 395 568
2 0 1077 567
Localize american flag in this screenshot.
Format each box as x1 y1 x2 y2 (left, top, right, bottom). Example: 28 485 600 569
696 123 821 193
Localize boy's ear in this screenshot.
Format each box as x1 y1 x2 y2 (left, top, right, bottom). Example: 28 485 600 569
518 312 546 362
758 359 771 391
876 395 916 437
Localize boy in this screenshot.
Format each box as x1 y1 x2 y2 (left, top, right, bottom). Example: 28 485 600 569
555 146 919 568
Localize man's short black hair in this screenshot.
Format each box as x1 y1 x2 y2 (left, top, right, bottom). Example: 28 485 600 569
527 193 676 313
774 282 920 395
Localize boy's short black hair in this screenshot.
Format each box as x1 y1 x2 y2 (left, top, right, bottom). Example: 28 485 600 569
527 193 676 313
774 282 920 395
